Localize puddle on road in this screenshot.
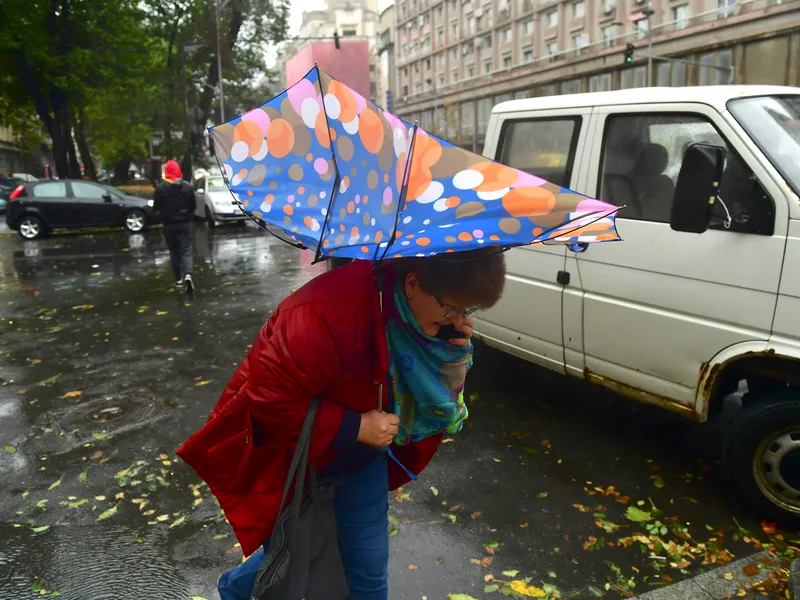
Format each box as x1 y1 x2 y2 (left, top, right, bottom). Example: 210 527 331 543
0 524 188 600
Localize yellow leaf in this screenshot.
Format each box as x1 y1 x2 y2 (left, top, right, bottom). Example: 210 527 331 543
723 572 734 580
196 381 211 387
61 391 82 399
509 581 547 597
156 514 170 522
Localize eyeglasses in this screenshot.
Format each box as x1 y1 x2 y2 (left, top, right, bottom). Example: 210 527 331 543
434 295 478 319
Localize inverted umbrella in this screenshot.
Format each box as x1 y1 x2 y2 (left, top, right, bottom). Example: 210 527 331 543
209 67 621 261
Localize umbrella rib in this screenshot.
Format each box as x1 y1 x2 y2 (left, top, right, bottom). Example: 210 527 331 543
314 65 342 264
375 123 419 264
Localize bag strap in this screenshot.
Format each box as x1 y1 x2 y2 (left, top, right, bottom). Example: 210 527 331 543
273 397 320 537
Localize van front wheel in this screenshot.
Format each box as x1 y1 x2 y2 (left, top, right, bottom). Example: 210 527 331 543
723 392 800 529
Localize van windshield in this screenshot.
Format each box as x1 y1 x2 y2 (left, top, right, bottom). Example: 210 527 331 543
208 177 228 192
728 95 800 197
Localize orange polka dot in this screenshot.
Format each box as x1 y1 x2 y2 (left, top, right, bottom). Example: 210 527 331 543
374 230 384 244
304 216 314 228
306 153 313 162
490 234 501 241
358 109 384 154
343 176 350 189
395 231 403 238
458 232 474 242
363 195 369 205
266 119 295 159
340 224 346 232
446 249 456 253
243 199 250 207
265 194 275 204
329 127 337 141
323 239 331 247
532 227 543 237
350 226 359 239
384 174 390 184
416 237 431 246
237 169 247 180
406 233 415 239
394 254 403 259
315 111 330 148
445 196 460 208
234 120 264 155
361 246 369 253
283 205 294 215
246 190 254 197
473 162 521 193
298 186 305 195
347 201 355 214
502 186 556 218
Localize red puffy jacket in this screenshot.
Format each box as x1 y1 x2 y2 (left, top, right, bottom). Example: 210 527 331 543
176 260 441 556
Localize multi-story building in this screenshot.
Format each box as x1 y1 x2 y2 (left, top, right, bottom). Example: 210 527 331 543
377 5 398 110
393 0 800 151
278 0 384 102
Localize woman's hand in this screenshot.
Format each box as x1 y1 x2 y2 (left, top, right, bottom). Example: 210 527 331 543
357 410 400 447
448 316 475 348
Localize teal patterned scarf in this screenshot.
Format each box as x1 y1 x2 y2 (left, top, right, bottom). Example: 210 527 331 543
387 282 472 446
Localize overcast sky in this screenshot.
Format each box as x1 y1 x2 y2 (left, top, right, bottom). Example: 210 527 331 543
289 0 394 34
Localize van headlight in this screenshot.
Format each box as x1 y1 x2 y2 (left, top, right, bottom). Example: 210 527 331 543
147 199 155 207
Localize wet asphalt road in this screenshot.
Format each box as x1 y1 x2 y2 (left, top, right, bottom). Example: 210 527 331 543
0 225 784 600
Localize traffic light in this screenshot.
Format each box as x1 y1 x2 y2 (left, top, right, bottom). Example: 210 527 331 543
623 43 634 64
334 30 340 50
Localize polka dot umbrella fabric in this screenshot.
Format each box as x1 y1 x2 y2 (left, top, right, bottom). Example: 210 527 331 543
209 67 621 261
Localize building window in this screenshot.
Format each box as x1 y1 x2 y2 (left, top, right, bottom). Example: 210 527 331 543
468 65 474 77
671 61 686 86
717 0 736 18
546 10 558 27
451 22 459 37
402 82 409 96
620 68 633 89
425 77 433 90
673 4 690 29
560 79 581 94
523 20 534 36
415 82 423 93
484 59 493 73
462 100 475 139
547 41 558 56
573 0 585 18
484 34 492 48
439 74 445 87
451 0 457 10
503 54 512 67
452 70 460 82
414 62 420 73
342 28 358 36
589 73 612 92
633 65 646 87
438 5 444 18
699 50 734 85
468 15 475 33
425 57 432 69
438 28 445 44
477 97 492 135
523 49 533 63
572 33 588 54
503 27 512 42
437 53 445 66
601 0 616 11
514 89 532 99
716 49 733 84
635 18 650 40
657 61 670 86
602 25 615 47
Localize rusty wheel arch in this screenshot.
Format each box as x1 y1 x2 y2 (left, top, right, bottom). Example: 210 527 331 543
700 350 800 421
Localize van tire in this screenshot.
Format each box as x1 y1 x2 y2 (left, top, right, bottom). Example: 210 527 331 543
722 391 800 529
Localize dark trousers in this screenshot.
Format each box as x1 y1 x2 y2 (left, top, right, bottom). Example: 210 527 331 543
163 222 194 281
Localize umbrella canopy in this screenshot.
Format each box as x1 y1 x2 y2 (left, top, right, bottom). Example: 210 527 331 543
209 67 621 261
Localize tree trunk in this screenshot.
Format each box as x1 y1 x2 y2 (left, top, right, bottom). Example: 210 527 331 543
74 109 97 180
63 110 81 179
199 4 245 129
114 156 131 183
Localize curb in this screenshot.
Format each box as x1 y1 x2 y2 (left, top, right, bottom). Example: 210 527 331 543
634 552 782 599
790 559 800 599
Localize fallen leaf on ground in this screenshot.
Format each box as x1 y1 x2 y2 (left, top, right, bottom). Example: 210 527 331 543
430 486 439 497
509 580 547 597
625 506 653 523
448 595 477 600
156 514 170 522
32 525 50 533
388 527 400 536
743 562 760 577
761 521 778 535
503 570 520 577
96 503 119 521
196 381 211 387
48 478 62 490
407 565 420 570
92 432 109 441
170 516 186 528
724 572 735 580
60 391 82 399
4 443 16 454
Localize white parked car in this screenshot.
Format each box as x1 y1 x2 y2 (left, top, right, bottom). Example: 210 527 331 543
477 85 800 526
193 173 247 227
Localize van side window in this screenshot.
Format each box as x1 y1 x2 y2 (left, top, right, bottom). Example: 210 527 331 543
598 114 775 235
496 117 582 187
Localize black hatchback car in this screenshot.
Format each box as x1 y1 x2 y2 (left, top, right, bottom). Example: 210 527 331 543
6 179 158 239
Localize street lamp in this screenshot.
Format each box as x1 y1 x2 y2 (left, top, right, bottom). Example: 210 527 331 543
214 0 226 122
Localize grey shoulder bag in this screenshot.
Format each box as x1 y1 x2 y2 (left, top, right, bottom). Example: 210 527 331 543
250 398 349 600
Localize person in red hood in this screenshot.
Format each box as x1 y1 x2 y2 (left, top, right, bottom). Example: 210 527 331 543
153 160 196 291
177 248 506 600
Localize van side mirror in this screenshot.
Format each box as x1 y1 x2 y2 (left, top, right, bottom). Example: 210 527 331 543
670 143 726 234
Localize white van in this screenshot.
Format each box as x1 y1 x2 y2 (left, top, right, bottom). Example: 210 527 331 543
477 86 800 526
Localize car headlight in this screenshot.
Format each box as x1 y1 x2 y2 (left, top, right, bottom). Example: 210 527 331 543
147 199 154 207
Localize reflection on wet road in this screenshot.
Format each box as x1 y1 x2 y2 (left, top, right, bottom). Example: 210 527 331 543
0 226 782 600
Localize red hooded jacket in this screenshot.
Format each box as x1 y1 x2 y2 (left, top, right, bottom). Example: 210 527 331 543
176 260 441 556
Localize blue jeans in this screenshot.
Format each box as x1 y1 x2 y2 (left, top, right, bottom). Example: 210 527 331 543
218 454 389 600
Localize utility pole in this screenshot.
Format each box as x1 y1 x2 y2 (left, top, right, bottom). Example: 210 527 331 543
644 8 654 86
214 0 226 122
179 42 193 176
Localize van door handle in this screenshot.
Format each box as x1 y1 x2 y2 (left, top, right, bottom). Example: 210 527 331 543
569 242 588 253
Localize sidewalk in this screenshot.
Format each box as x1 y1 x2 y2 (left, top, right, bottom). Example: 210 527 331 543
635 552 784 599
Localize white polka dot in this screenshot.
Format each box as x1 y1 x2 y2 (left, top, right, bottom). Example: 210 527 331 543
259 201 272 213
423 219 431 225
231 173 243 186
371 218 376 226
356 208 361 214
433 198 451 212
301 98 321 128
364 234 371 242
231 141 249 163
438 223 456 228
252 139 268 161
224 163 233 180
401 240 410 246
416 181 444 204
380 242 389 248
330 228 335 234
394 129 408 157
295 202 301 207
322 208 328 216
477 239 485 244
343 117 359 135
416 253 425 257
349 233 359 244
478 187 509 201
309 218 321 232
402 216 412 224
323 94 341 119
320 191 327 199
453 169 484 190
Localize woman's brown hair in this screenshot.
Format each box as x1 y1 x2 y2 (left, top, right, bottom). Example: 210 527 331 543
393 248 507 310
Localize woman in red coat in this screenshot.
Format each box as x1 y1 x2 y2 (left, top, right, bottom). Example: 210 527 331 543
177 248 506 600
